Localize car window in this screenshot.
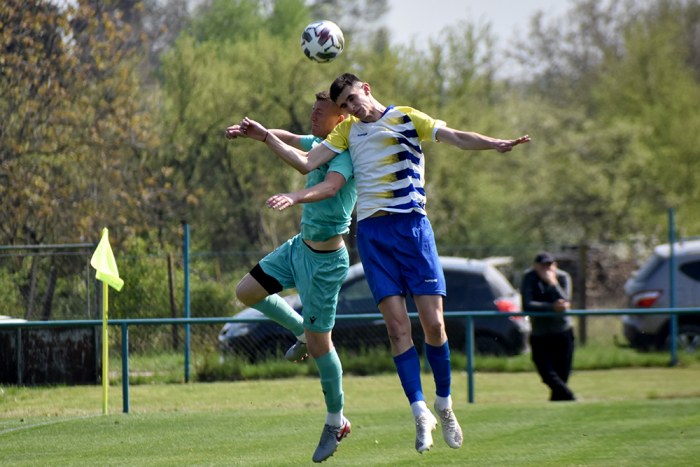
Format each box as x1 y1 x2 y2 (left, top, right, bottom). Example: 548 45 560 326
336 277 377 315
444 271 494 311
483 266 516 297
680 261 700 282
634 254 664 281
339 278 373 300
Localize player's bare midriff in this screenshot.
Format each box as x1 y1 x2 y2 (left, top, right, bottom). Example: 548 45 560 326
303 234 345 252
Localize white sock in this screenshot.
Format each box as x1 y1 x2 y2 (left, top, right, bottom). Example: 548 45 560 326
326 410 343 427
296 333 307 344
434 395 452 412
410 400 429 418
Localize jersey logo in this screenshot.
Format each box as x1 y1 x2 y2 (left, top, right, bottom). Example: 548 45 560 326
425 279 438 283
357 132 368 136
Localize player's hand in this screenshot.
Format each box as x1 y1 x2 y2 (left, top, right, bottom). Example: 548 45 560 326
225 124 246 140
267 193 296 211
238 117 268 142
494 134 531 153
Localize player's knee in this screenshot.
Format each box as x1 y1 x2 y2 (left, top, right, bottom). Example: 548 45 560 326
422 320 445 342
235 281 256 306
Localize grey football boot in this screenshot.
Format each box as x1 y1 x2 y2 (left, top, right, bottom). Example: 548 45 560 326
312 418 351 463
285 340 308 362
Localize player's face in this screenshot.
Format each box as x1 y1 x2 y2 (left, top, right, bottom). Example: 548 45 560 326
335 84 371 120
309 99 343 138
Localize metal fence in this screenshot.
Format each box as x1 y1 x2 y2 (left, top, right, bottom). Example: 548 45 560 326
0 238 666 358
0 308 696 411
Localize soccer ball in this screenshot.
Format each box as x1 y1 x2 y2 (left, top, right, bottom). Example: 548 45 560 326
300 20 344 63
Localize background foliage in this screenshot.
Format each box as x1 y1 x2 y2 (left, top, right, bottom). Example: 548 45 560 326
2 0 699 311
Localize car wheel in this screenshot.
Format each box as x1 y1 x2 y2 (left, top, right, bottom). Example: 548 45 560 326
475 335 507 356
664 324 700 353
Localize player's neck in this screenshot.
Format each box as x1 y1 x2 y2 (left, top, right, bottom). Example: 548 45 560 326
365 100 386 122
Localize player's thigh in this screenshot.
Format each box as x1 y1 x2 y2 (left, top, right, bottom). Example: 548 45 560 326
295 243 349 333
235 273 270 306
378 295 411 333
257 238 297 289
414 294 446 345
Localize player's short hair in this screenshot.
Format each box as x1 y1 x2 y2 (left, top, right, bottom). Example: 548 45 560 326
330 73 363 103
316 90 349 117
315 90 333 102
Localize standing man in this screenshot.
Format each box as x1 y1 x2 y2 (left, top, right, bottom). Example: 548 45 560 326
231 73 530 453
225 91 356 463
521 251 577 401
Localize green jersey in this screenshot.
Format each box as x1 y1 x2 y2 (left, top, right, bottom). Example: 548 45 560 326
299 135 356 241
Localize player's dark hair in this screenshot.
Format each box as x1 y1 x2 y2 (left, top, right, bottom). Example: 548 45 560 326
330 73 362 103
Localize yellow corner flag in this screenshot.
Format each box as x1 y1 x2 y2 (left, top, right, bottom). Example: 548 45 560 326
91 228 124 291
91 228 123 415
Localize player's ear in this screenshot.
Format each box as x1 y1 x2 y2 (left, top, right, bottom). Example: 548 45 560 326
363 82 371 95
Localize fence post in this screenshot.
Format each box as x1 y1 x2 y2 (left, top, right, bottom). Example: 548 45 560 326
184 224 191 383
122 323 130 414
578 244 588 345
669 210 678 367
465 316 474 404
168 252 179 351
16 328 22 386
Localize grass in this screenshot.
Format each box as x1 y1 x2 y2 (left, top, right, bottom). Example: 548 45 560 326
2 367 700 466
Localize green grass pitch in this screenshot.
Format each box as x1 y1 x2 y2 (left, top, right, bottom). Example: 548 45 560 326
2 368 699 466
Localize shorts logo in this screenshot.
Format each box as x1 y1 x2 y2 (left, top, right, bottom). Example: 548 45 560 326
425 279 438 283
310 316 317 324
357 132 368 136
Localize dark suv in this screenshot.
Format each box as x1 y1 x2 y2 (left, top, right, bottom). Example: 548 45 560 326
220 257 531 361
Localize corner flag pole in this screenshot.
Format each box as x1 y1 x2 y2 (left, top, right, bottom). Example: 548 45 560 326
90 228 124 415
102 281 109 414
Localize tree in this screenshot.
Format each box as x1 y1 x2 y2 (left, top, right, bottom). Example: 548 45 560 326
1 0 162 317
507 0 700 242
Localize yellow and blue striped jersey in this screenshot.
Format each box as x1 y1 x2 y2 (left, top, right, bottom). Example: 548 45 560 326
322 106 445 221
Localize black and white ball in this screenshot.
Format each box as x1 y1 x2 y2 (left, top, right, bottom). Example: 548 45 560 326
300 20 344 63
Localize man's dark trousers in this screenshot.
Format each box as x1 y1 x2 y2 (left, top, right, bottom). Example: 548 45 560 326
530 328 576 401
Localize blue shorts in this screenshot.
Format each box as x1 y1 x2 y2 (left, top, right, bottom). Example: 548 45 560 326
356 212 446 305
258 234 349 333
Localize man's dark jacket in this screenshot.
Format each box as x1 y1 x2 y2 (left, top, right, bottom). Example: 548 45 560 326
521 267 573 337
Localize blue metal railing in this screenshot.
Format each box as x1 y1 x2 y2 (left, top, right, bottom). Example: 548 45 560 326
1 307 698 413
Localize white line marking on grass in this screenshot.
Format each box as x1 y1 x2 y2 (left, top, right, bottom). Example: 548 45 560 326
0 414 104 436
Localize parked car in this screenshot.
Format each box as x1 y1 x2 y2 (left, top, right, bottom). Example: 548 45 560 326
219 257 531 361
622 238 700 352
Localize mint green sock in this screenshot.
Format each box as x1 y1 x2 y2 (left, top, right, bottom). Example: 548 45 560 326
315 349 344 414
252 294 304 337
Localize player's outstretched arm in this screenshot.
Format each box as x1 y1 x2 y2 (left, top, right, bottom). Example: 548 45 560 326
238 117 337 175
225 125 305 151
266 171 347 211
436 127 530 153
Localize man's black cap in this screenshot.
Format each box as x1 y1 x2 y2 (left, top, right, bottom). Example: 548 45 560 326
535 251 555 263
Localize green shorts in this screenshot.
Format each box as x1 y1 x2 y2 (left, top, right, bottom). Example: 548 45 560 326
258 234 349 333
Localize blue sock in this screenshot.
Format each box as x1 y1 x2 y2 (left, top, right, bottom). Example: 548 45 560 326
393 346 424 404
426 341 451 397
251 294 305 337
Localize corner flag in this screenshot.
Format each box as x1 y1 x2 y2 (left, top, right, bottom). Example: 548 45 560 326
91 228 124 291
91 228 123 415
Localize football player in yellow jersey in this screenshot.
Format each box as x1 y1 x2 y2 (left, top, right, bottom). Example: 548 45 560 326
236 73 529 454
